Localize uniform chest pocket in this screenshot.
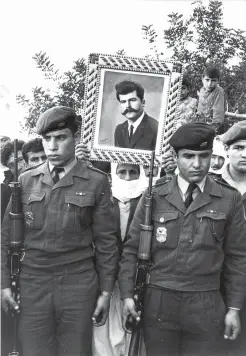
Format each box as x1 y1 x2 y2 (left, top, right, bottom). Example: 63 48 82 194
22 192 45 229
63 192 95 232
152 211 179 248
196 211 227 244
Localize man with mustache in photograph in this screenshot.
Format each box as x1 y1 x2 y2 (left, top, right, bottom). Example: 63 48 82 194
114 80 158 151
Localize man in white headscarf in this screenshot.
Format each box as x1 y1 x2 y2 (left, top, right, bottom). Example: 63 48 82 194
209 136 227 175
93 163 147 356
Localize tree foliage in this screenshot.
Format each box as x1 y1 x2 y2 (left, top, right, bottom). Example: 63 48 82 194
142 0 246 118
17 52 86 134
18 2 246 135
17 50 128 135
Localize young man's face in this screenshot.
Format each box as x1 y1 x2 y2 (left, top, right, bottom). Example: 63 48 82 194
210 154 225 171
118 90 144 122
227 140 246 174
0 136 10 145
42 128 76 167
6 150 26 176
180 85 189 100
26 151 47 167
116 164 140 181
202 76 218 92
177 149 212 183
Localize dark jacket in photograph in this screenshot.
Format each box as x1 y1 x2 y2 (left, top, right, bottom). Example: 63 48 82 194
114 113 158 151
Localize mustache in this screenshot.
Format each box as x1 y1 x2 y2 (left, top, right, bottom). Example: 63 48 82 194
123 108 139 115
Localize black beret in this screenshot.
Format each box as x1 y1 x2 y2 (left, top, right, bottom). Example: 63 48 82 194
221 120 246 146
36 106 78 135
170 123 215 151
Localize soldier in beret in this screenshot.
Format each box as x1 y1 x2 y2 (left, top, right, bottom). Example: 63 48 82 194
1 106 119 356
221 120 246 201
118 122 246 356
219 120 246 356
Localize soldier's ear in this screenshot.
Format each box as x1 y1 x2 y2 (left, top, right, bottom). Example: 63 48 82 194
74 131 80 144
142 99 146 107
172 150 177 160
224 144 229 158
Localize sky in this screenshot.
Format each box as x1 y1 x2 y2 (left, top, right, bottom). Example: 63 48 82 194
1 0 246 140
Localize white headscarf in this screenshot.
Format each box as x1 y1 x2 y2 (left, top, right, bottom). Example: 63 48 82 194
209 137 228 175
111 163 149 203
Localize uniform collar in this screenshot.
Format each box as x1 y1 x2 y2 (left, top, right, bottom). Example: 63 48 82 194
31 160 90 180
177 174 207 195
48 158 77 175
159 175 221 196
222 164 237 188
158 175 222 214
222 163 246 195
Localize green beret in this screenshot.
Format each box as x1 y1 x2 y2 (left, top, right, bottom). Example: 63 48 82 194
36 106 78 135
170 123 215 151
221 120 246 146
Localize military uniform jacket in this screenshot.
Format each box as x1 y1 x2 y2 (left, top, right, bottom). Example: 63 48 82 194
119 175 246 309
1 160 119 292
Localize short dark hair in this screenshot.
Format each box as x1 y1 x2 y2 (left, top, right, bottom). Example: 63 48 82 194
203 66 220 79
1 140 25 166
115 80 145 102
22 138 45 164
182 77 191 88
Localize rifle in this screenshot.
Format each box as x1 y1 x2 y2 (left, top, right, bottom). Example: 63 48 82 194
127 151 155 356
8 139 23 356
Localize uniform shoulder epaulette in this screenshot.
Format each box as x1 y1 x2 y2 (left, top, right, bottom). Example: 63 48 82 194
86 161 108 176
153 175 172 188
21 161 45 173
210 174 237 191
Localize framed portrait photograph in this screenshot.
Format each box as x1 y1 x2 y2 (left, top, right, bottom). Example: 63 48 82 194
81 53 183 166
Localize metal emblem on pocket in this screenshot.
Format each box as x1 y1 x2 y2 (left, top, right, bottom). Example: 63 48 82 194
207 209 217 214
24 211 34 227
156 227 167 243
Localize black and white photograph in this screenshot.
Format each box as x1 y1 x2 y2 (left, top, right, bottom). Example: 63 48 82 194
82 54 179 165
1 1 246 356
95 69 168 151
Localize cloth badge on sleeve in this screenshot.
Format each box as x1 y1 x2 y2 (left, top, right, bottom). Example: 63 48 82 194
156 226 167 243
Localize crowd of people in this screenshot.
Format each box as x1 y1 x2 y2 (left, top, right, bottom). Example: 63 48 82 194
1 65 246 356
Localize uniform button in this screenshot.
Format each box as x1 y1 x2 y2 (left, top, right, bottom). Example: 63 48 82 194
160 217 165 223
189 239 192 243
193 284 196 288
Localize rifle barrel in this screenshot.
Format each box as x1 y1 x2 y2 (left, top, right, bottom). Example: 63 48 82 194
148 151 155 196
13 139 18 182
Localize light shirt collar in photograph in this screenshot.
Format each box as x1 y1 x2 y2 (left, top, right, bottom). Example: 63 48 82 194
128 111 145 135
49 158 77 179
177 174 207 201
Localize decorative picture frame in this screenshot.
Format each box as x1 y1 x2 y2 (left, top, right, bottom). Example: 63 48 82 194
81 53 183 166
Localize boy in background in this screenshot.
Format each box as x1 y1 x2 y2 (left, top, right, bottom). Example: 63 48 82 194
176 77 198 127
22 138 47 167
197 66 225 134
